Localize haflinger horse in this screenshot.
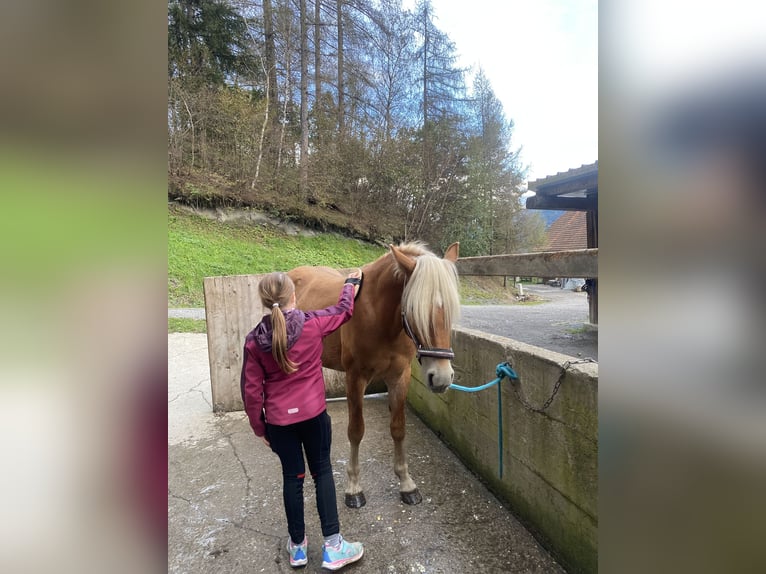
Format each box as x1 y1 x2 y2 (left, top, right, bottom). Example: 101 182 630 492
288 241 460 508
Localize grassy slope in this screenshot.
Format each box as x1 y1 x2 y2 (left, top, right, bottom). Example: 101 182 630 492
168 205 385 307
168 205 519 315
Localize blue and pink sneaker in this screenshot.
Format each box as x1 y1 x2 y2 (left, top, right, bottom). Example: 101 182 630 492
287 536 308 568
321 535 364 570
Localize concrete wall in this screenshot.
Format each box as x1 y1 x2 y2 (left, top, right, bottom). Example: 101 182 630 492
408 327 598 574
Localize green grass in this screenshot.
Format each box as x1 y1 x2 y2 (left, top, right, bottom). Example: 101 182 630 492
168 206 385 307
565 324 589 334
168 318 207 333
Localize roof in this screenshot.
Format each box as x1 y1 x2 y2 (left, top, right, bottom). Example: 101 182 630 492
526 161 598 211
537 211 587 252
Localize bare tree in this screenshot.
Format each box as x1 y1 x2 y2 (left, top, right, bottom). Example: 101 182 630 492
336 0 345 137
300 0 309 198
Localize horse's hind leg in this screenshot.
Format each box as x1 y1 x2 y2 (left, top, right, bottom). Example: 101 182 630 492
389 371 422 505
344 374 366 508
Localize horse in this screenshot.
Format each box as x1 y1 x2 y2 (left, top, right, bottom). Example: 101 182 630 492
288 241 460 507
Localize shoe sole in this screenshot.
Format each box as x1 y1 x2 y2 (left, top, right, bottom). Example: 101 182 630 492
321 546 364 570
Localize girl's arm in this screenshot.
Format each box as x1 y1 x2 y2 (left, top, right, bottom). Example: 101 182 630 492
309 270 362 336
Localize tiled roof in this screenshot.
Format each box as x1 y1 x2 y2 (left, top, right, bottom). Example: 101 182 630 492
539 211 587 252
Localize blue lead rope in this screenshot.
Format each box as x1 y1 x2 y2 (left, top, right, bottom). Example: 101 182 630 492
449 362 519 479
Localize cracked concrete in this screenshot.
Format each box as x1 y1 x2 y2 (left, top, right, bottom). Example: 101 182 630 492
169 333 566 573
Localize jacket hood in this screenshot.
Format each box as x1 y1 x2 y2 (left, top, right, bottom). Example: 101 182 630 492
252 309 306 353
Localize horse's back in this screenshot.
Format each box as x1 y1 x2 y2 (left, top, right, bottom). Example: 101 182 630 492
288 265 346 370
288 266 345 310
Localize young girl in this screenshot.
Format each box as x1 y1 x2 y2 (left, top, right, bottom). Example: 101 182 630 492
240 270 364 571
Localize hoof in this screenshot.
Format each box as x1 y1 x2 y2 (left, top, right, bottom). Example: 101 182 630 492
400 489 422 505
345 492 366 508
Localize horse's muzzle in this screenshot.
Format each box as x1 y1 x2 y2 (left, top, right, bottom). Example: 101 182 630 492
423 360 454 393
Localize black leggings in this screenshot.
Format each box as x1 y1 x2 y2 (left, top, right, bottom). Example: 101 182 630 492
266 410 340 544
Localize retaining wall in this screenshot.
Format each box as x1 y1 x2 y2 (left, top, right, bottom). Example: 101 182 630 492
408 326 598 574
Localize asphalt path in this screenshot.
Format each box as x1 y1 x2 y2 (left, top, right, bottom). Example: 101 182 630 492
457 284 597 360
169 284 596 361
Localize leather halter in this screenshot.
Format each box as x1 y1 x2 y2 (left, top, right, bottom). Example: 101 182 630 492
401 309 455 363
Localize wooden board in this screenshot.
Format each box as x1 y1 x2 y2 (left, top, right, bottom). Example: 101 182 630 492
456 248 598 278
204 274 268 412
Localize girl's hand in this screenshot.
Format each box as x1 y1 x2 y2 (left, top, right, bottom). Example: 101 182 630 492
261 436 270 448
346 269 362 297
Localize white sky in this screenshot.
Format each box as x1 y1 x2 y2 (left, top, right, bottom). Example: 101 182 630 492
407 0 598 183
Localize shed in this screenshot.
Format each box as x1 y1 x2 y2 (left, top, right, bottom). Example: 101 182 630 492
527 162 598 324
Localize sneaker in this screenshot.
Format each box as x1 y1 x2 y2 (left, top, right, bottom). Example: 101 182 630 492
287 536 308 568
321 535 364 571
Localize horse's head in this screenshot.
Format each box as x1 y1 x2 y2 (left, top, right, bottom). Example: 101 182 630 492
391 242 460 393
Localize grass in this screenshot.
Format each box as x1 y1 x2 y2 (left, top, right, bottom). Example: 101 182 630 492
565 325 590 334
169 318 207 333
168 205 546 309
168 205 385 307
459 276 519 305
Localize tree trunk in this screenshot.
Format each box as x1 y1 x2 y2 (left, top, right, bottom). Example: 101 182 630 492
336 0 344 137
263 0 278 184
300 0 309 199
314 0 323 149
314 0 321 108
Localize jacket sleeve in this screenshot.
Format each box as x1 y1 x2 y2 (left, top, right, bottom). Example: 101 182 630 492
309 282 356 337
240 341 266 437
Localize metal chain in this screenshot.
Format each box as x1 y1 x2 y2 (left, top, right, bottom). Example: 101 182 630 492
512 358 597 413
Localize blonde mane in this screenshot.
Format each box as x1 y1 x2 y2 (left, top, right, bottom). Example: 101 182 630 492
392 242 460 348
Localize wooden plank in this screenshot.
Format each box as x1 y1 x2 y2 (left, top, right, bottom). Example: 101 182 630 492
204 274 269 412
456 249 598 278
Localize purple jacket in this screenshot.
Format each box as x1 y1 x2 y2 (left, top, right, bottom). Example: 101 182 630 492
240 283 355 436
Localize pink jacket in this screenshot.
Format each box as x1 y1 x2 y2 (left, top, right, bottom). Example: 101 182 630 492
240 283 355 436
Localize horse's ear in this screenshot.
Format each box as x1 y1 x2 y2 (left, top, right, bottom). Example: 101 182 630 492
443 242 459 262
389 244 416 275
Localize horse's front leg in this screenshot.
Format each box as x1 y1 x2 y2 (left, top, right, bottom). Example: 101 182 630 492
388 367 422 505
344 371 367 508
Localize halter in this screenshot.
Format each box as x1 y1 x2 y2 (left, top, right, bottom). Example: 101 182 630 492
401 309 455 363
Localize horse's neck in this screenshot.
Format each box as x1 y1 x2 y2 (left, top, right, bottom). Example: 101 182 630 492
365 260 406 329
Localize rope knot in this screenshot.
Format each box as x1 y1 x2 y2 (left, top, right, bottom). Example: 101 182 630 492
496 362 518 381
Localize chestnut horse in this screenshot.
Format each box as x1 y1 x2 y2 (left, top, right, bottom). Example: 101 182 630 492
288 242 460 507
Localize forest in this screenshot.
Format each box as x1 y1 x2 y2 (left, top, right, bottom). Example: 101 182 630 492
168 0 546 255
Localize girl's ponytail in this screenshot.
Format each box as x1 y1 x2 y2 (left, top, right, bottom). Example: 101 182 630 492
258 273 299 374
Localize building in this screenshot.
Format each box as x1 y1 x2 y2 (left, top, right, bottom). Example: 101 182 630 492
527 162 598 324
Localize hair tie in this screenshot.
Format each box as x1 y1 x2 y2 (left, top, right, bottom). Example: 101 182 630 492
272 302 280 308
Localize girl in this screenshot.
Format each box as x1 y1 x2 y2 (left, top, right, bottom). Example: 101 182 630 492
240 270 364 570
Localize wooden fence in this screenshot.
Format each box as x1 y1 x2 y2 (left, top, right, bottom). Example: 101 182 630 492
456 248 598 324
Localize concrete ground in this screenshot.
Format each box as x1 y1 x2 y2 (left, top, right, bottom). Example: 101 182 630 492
169 333 566 573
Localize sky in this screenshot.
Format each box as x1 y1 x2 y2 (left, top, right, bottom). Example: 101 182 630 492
407 0 598 183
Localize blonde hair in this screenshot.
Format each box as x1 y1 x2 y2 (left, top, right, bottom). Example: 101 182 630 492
258 272 299 374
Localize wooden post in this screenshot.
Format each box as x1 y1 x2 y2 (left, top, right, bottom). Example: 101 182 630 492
586 210 598 325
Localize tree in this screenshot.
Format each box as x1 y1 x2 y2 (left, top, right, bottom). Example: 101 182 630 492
168 0 252 87
166 0 539 250
299 0 309 198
